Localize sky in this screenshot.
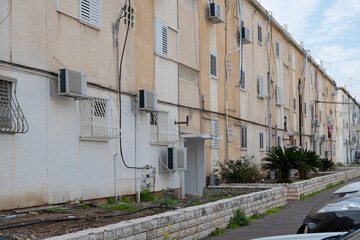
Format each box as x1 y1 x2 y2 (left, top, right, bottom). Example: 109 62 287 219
259 0 360 100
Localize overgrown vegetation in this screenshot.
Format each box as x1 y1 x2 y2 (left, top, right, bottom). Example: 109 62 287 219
217 156 261 183
100 203 137 211
140 189 155 202
210 228 226 236
300 180 345 200
227 208 249 229
318 158 336 172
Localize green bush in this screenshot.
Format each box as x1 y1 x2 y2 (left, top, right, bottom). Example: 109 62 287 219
227 208 249 228
218 156 261 183
140 189 155 202
318 158 335 171
298 150 320 179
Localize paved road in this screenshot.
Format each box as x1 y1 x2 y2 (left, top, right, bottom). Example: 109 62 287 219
204 177 360 240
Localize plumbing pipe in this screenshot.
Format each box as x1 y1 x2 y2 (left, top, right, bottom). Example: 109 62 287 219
113 153 118 203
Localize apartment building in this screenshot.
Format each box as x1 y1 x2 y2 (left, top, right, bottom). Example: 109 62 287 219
0 0 353 211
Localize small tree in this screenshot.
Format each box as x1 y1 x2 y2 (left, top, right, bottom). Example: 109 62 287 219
318 158 335 172
298 150 321 179
218 156 261 183
262 146 305 183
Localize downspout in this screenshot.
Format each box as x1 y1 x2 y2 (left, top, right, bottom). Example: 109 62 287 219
267 13 273 150
299 78 302 147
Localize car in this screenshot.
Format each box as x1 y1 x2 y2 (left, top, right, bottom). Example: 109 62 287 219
252 229 360 240
332 182 360 200
297 196 360 234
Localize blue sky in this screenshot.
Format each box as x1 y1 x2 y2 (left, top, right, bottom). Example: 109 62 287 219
259 0 360 100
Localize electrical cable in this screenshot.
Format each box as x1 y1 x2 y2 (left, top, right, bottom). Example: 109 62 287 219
0 206 176 231
115 0 145 169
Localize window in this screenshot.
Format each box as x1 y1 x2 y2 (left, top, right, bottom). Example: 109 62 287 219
241 125 247 149
150 111 175 144
317 77 321 91
79 97 118 140
240 68 246 90
319 142 322 155
276 86 282 105
0 80 11 129
275 40 280 57
257 23 262 44
292 51 295 70
227 124 233 139
293 97 296 111
210 120 219 148
276 135 281 147
209 50 218 79
155 19 168 57
304 102 307 115
79 0 101 29
310 70 313 85
259 130 264 150
257 76 265 98
0 78 28 134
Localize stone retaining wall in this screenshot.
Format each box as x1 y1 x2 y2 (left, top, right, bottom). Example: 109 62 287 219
46 187 287 240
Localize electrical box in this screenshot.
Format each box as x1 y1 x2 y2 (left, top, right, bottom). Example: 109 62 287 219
58 69 87 98
208 2 223 24
163 147 187 172
138 89 158 111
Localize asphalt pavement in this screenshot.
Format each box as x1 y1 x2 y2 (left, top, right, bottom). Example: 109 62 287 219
203 177 360 240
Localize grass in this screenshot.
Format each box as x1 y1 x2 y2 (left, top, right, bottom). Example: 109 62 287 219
209 228 226 236
101 203 137 211
300 180 345 201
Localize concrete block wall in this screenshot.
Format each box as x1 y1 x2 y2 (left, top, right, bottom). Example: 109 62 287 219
45 187 287 240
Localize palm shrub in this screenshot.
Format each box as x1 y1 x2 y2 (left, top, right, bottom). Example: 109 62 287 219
218 156 261 183
298 150 321 179
262 146 306 183
318 158 335 172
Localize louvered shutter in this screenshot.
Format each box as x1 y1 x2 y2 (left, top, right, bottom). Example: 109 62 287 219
241 126 247 149
155 19 168 57
240 69 246 89
80 0 101 28
209 51 218 78
210 120 219 148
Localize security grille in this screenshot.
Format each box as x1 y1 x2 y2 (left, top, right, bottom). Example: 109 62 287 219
79 97 118 140
210 120 219 148
241 125 247 149
150 111 178 144
0 79 28 134
240 69 246 90
80 0 101 28
259 131 264 150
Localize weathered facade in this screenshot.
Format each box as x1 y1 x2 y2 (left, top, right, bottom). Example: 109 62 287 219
0 0 357 211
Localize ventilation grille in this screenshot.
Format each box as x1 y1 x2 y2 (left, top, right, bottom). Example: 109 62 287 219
210 120 219 148
210 52 218 78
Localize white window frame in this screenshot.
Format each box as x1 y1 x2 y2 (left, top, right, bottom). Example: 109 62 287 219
209 50 218 79
259 130 264 150
257 22 262 44
240 67 246 90
275 39 280 58
79 0 102 29
241 125 247 149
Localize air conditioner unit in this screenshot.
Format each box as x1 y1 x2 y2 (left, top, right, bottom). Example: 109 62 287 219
311 133 318 141
163 147 187 172
138 89 158 111
314 119 320 127
58 68 87 98
208 2 223 24
242 27 251 44
321 134 328 142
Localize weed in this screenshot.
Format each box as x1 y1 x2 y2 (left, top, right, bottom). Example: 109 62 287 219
265 206 285 215
80 204 91 209
101 203 137 211
300 181 346 200
107 197 115 204
227 208 249 229
120 197 134 204
248 212 265 222
210 228 226 236
140 189 155 202
46 208 69 213
75 197 84 204
154 197 179 207
161 224 174 239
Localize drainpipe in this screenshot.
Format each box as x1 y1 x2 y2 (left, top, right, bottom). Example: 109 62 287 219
267 72 272 149
298 79 302 147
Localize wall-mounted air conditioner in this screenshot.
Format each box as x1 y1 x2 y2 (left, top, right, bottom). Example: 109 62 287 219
138 89 158 111
241 27 251 44
311 133 318 141
58 69 87 98
321 134 328 142
162 147 187 172
208 2 223 24
314 119 320 127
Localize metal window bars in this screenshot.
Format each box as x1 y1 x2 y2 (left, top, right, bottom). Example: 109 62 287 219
0 80 29 134
79 97 118 140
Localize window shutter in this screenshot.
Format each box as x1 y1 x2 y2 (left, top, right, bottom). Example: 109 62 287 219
257 24 262 43
155 19 168 57
209 51 218 78
240 69 245 89
80 0 101 28
210 120 219 148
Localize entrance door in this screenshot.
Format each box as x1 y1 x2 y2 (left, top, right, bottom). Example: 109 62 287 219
184 139 205 196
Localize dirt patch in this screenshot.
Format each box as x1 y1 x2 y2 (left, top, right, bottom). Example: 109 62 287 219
0 190 240 239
